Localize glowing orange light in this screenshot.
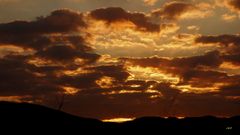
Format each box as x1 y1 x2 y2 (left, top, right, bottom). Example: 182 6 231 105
62 86 79 95
96 76 115 88
102 117 135 123
127 66 180 84
174 85 219 94
0 96 32 103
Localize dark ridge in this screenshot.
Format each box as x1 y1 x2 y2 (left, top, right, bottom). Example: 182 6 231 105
0 101 103 131
0 101 239 134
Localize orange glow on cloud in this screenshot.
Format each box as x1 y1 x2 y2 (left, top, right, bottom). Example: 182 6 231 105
102 90 141 95
63 68 94 76
178 3 213 20
0 45 33 57
27 58 55 67
144 0 158 6
222 14 237 22
96 76 116 88
62 86 80 95
220 62 240 70
174 85 219 94
127 65 180 84
102 89 163 99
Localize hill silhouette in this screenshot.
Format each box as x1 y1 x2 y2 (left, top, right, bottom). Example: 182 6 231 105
0 101 239 134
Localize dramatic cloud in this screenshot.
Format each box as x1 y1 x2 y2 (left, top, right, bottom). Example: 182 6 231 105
123 51 227 87
220 83 240 96
152 1 212 20
89 7 161 32
0 9 86 34
0 55 63 97
0 1 239 119
225 0 240 13
222 54 240 65
229 0 240 10
124 51 222 72
0 9 86 49
0 9 101 102
195 34 240 65
195 34 240 46
36 40 99 63
152 1 195 20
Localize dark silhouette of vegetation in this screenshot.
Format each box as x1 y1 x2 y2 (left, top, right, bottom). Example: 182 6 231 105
0 101 239 134
56 94 65 111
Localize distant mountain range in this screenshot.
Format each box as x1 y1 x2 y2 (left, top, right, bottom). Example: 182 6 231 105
0 101 239 134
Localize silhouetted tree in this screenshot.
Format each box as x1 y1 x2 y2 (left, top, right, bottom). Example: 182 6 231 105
55 94 65 111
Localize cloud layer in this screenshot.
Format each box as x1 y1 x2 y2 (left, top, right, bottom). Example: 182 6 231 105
0 1 239 119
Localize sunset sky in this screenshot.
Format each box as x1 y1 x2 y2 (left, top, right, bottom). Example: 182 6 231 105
0 0 240 119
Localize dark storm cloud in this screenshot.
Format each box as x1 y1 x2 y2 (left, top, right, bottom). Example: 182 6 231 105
0 9 101 101
61 81 182 119
57 65 130 89
63 83 240 119
195 34 240 46
195 34 240 65
88 65 130 81
227 0 240 11
220 83 240 96
124 51 222 71
0 9 100 63
123 51 232 87
152 1 195 20
36 45 100 63
170 51 222 69
0 9 141 107
0 9 86 35
222 54 240 65
153 82 180 97
165 51 223 86
0 9 86 49
0 54 130 104
123 46 240 96
178 70 229 87
89 7 161 32
0 7 239 119
0 54 131 104
0 55 63 96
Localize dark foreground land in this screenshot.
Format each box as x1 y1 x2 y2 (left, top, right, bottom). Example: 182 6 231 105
0 101 239 134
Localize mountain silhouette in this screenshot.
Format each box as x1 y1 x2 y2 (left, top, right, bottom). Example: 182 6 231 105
0 101 239 134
